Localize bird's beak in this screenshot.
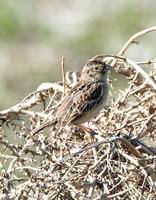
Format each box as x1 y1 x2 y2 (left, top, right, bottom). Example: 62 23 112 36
104 64 113 71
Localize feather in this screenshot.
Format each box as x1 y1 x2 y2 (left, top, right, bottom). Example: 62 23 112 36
56 80 105 126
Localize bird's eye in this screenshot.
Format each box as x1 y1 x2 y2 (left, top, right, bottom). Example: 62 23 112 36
94 66 99 71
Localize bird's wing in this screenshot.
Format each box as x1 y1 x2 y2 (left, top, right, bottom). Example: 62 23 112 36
57 80 105 126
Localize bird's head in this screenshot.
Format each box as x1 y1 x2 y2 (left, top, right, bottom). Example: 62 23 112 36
81 59 112 81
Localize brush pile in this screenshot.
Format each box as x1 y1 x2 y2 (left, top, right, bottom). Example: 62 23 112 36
0 28 156 199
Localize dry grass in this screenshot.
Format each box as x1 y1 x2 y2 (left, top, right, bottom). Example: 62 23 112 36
0 27 156 200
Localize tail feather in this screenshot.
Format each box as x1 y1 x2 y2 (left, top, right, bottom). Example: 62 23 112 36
30 118 57 137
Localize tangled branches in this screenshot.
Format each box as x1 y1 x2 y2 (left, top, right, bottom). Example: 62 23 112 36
0 27 156 199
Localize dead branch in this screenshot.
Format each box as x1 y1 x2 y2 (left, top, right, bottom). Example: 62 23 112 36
0 27 156 200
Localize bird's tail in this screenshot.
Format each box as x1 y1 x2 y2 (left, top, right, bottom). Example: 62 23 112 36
30 118 57 137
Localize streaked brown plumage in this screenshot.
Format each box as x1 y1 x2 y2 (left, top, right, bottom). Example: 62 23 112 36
31 59 112 137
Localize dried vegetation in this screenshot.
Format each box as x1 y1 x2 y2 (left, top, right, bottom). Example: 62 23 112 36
0 27 156 199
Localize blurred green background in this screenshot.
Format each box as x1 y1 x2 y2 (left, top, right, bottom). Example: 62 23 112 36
0 0 155 109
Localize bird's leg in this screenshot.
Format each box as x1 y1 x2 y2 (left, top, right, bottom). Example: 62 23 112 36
76 124 98 137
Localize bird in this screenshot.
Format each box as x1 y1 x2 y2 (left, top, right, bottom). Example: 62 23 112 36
30 58 112 137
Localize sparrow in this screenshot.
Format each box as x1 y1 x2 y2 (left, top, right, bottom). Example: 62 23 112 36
30 59 112 137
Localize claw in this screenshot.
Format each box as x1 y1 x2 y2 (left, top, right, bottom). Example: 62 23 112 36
76 124 98 136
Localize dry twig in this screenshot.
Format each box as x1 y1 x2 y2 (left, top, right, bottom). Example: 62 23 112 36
0 27 156 199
